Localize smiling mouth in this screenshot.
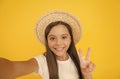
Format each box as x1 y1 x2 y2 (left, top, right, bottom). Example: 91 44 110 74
55 47 64 51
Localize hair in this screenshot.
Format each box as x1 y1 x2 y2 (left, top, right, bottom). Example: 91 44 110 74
44 21 83 79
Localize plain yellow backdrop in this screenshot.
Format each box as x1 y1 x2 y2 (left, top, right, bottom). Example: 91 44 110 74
0 0 120 79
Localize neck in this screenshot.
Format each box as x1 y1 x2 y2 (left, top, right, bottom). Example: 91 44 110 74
56 53 69 61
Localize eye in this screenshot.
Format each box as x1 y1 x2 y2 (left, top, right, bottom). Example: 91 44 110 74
62 36 67 39
49 37 55 41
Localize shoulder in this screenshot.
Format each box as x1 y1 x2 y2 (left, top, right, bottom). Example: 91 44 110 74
34 54 46 61
33 54 47 67
33 54 48 76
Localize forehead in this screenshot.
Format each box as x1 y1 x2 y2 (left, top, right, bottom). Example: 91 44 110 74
48 24 69 36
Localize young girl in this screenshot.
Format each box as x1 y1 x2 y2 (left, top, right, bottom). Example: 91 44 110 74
0 10 95 79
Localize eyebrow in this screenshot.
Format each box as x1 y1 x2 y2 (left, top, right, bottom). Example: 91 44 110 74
48 34 69 37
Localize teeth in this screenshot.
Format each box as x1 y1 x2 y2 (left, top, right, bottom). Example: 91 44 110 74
55 48 63 51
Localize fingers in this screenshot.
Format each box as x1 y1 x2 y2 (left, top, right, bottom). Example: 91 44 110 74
88 62 95 72
78 48 92 62
81 62 95 73
86 48 91 61
78 49 84 62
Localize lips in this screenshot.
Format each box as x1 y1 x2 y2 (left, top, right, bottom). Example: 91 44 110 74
55 47 64 51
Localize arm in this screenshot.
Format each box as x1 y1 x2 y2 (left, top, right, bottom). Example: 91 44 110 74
0 57 38 79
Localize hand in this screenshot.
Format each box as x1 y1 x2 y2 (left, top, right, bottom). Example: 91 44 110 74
78 48 95 77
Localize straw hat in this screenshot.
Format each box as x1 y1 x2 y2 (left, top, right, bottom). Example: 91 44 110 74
35 10 82 45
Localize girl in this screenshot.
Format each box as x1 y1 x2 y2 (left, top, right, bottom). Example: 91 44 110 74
0 10 95 79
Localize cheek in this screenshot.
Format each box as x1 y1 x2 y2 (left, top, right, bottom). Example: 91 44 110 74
65 39 71 47
48 41 54 48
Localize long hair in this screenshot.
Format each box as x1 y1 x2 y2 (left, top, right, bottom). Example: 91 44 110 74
44 21 83 79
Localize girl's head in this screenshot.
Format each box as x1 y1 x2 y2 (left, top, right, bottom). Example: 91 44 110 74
45 21 74 60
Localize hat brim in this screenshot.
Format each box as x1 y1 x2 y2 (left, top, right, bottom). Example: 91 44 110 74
35 10 82 45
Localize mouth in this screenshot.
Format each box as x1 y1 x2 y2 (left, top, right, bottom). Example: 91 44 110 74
54 47 64 51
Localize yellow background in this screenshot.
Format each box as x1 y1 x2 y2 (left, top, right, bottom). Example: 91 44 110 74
0 0 120 79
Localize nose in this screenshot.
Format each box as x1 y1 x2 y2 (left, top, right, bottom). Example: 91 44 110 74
56 39 62 45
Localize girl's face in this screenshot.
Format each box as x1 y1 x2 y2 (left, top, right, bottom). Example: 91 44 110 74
47 24 71 61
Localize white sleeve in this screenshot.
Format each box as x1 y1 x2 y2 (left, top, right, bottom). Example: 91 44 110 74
34 54 46 76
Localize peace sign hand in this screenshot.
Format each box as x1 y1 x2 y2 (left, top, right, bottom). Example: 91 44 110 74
78 48 95 77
